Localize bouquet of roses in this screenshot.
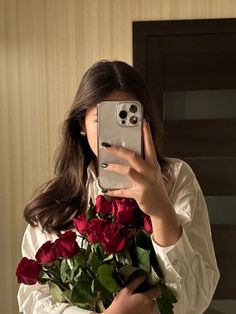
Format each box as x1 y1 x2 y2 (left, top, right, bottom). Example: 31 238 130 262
16 196 177 313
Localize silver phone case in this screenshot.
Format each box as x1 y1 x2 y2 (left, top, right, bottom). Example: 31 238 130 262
97 100 143 190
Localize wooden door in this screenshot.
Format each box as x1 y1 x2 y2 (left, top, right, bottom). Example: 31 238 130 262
133 18 236 304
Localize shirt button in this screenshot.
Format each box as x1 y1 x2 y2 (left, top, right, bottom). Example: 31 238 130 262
173 259 178 265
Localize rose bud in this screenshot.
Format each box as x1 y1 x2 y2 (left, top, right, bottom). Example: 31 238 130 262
143 215 153 234
36 241 59 264
16 257 41 285
74 213 88 235
95 195 105 209
100 222 131 254
86 218 106 243
54 230 79 259
95 195 115 216
114 198 139 225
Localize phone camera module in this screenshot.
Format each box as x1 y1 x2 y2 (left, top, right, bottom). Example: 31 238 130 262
129 104 138 113
119 110 127 119
130 116 138 125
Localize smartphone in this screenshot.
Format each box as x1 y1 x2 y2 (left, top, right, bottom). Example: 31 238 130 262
97 100 143 190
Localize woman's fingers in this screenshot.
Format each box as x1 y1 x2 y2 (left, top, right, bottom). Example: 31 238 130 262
102 119 160 177
105 188 132 198
125 276 161 306
143 120 159 169
143 286 161 300
104 163 145 184
103 164 147 198
103 144 152 177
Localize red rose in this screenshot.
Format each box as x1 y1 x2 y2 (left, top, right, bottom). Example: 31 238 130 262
16 257 41 285
113 198 139 225
100 222 131 254
95 195 104 209
95 195 115 216
143 215 153 234
74 213 88 235
36 241 59 264
54 231 79 258
86 218 106 243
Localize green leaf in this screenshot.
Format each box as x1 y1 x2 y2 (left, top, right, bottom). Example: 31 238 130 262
97 264 119 293
136 247 151 273
156 282 177 314
147 266 161 286
70 272 94 305
135 230 152 249
74 268 82 282
118 265 139 282
135 230 164 278
38 270 50 284
90 252 101 273
71 255 80 268
93 277 113 300
63 289 72 302
92 243 105 260
48 281 66 303
76 248 88 267
60 259 71 283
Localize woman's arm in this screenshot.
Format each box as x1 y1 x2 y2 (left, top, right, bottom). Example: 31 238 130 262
151 160 220 313
103 119 219 313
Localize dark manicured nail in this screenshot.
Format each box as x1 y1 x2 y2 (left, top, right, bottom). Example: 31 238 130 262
101 142 111 148
102 188 108 193
102 163 108 168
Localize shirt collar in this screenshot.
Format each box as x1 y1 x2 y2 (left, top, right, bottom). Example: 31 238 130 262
87 161 104 202
87 160 98 181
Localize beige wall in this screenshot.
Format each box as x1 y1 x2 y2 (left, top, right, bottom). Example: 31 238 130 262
1 0 236 313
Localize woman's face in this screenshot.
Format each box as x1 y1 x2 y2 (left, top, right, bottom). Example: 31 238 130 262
84 90 136 156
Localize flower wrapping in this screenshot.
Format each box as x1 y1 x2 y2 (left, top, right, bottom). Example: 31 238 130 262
16 196 177 313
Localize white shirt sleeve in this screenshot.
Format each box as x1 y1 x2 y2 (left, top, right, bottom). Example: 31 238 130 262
17 225 92 314
151 159 220 314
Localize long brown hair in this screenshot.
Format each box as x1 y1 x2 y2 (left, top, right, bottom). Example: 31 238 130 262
24 60 167 234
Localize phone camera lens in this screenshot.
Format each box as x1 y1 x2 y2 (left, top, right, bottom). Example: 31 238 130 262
130 116 138 125
129 104 138 113
119 110 127 119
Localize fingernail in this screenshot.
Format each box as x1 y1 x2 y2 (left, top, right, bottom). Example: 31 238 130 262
101 163 108 168
101 142 111 148
102 188 108 193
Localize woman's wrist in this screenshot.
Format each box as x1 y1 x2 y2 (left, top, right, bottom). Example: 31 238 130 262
150 204 182 247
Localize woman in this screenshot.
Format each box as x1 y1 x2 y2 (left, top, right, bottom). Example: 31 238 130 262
17 60 220 314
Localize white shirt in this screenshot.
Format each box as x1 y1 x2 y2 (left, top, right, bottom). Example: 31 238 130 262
17 158 220 314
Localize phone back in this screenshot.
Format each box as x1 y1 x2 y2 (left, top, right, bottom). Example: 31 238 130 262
97 100 143 190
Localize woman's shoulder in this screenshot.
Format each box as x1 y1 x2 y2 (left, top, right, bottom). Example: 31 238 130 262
24 223 57 239
21 224 82 258
163 157 199 195
21 224 58 257
163 158 202 223
164 157 196 179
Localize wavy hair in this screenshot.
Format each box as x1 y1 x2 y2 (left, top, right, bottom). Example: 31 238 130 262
24 60 167 234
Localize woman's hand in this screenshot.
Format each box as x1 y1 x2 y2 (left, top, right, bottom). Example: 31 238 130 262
103 120 182 246
103 120 169 215
104 276 160 314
